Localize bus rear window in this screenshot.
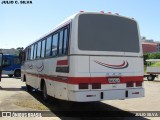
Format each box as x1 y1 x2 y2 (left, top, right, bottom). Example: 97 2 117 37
78 14 140 53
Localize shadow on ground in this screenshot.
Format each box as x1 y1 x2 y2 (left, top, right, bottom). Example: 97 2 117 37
21 86 149 120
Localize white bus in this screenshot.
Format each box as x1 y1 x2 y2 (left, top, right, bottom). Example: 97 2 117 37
21 12 144 102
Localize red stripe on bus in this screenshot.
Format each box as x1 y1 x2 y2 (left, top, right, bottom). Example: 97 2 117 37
24 72 143 84
69 76 143 84
57 60 68 65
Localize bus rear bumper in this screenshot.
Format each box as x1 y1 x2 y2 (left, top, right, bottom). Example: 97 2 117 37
68 88 144 102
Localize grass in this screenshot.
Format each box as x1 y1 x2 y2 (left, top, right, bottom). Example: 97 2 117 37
144 65 147 74
14 99 49 110
151 62 160 67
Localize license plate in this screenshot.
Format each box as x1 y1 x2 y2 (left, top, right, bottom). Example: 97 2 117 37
108 78 120 83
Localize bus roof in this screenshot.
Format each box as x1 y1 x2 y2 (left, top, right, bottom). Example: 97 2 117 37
25 12 137 49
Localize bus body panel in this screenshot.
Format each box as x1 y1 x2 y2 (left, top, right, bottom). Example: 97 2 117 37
68 88 144 102
22 55 69 100
90 56 144 77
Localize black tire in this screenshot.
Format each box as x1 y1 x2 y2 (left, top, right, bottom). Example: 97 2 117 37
23 75 26 82
8 74 13 77
26 84 32 92
14 70 21 77
42 82 49 101
147 75 155 81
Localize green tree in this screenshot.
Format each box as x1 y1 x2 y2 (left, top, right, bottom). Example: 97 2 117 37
143 53 149 65
148 53 160 59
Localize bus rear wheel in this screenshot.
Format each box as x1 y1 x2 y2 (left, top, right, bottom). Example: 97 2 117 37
14 69 21 77
8 74 13 77
42 83 49 101
147 75 155 81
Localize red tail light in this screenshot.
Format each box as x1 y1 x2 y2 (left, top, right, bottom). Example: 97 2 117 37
127 82 134 87
92 83 101 89
79 83 88 89
136 81 142 87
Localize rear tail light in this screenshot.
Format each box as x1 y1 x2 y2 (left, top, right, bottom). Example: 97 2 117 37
136 81 142 87
127 82 134 87
79 83 88 89
92 83 101 89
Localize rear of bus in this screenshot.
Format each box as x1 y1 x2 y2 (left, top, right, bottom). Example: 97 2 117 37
68 12 144 102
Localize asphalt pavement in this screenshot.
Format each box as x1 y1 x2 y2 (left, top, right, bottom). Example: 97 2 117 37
0 75 160 120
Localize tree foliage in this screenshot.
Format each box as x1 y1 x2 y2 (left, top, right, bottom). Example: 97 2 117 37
148 53 160 59
143 52 160 65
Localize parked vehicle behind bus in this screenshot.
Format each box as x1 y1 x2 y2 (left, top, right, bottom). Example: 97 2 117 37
2 54 21 77
145 59 160 81
21 12 144 102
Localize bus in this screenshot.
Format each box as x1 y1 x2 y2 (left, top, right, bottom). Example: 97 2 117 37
0 53 3 82
2 54 21 77
21 12 144 102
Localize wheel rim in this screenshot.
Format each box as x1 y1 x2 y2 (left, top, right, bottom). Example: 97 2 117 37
148 76 152 80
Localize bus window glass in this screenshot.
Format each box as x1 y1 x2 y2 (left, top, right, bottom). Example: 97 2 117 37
78 14 140 52
41 40 46 58
33 44 37 59
3 58 10 66
30 45 34 60
13 58 20 64
25 49 28 61
58 30 63 55
0 54 2 66
52 33 58 56
63 28 68 55
37 41 41 58
45 36 52 57
27 47 31 60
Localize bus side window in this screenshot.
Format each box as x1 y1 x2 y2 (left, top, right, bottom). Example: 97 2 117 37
41 39 46 58
13 58 20 64
33 43 37 59
25 49 28 61
45 36 52 57
27 47 31 60
52 33 58 56
58 30 63 56
37 41 41 59
30 45 34 60
3 58 10 67
63 28 69 55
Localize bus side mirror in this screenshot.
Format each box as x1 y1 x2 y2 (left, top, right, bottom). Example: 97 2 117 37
19 51 25 64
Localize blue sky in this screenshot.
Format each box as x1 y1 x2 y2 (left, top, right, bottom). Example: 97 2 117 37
0 0 160 49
